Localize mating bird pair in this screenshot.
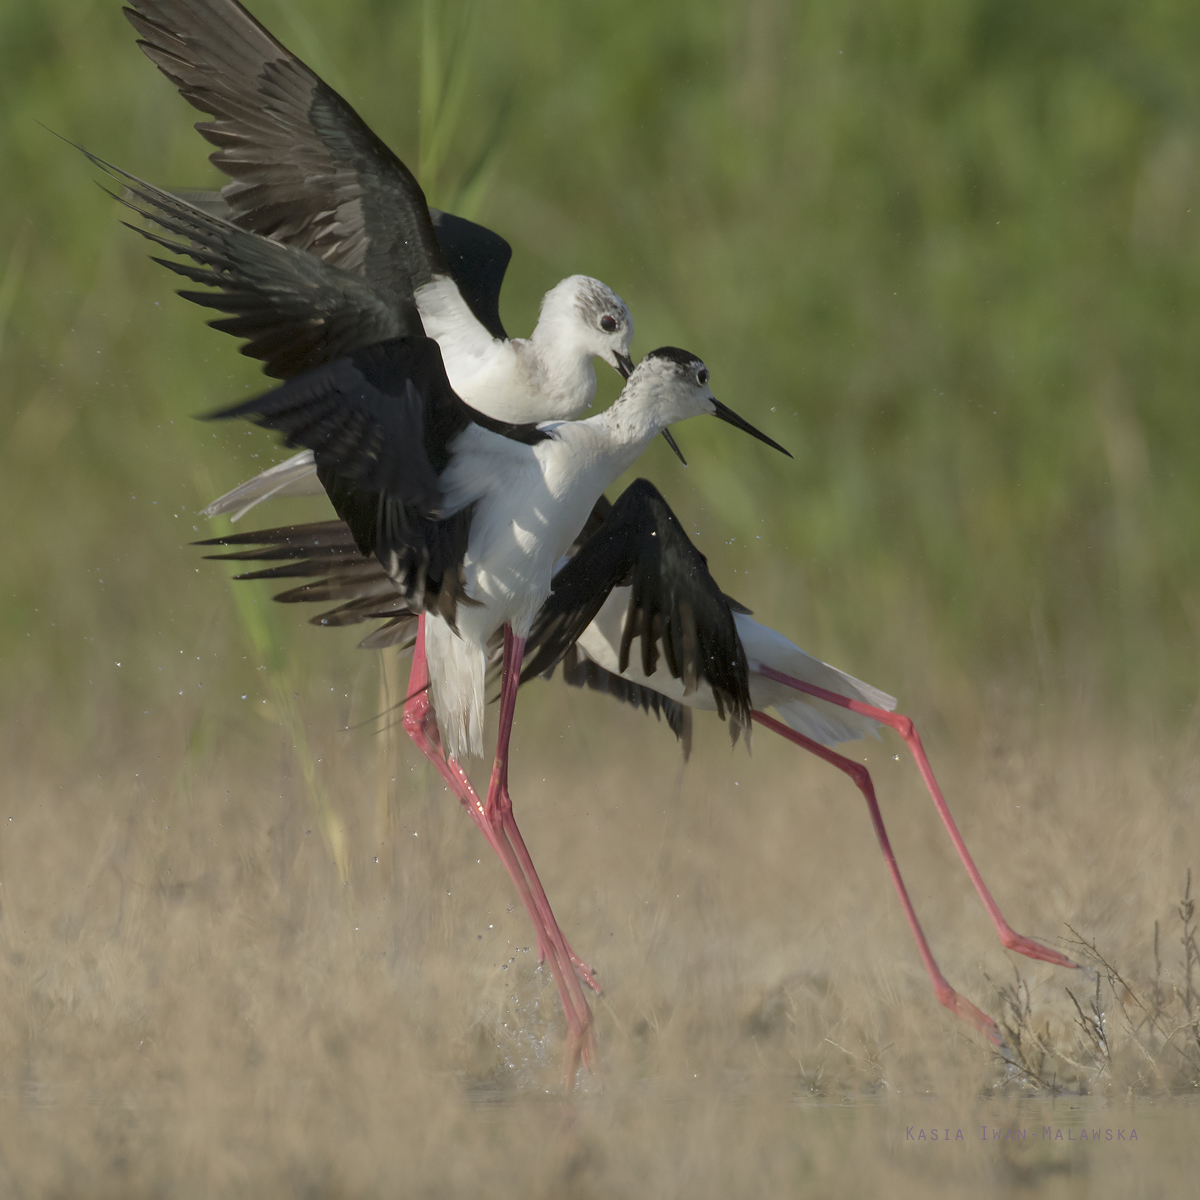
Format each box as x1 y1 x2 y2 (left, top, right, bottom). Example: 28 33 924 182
90 0 1075 1081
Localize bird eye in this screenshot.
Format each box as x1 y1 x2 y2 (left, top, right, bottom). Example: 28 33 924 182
600 314 618 333
697 368 709 386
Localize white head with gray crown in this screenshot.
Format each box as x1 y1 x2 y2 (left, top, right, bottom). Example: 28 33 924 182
527 275 634 416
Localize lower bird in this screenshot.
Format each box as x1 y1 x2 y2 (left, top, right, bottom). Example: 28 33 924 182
206 340 790 1079
205 481 1077 1046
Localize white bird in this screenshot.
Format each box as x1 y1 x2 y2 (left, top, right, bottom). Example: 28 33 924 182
119 0 642 514
206 339 791 1078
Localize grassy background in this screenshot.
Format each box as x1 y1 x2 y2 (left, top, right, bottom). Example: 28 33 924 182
6 0 1200 717
3 0 1200 1194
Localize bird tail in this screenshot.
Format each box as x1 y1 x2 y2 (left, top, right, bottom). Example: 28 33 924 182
201 450 322 521
424 617 487 760
736 615 897 747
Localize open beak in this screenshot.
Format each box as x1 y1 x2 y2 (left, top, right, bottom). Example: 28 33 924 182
711 398 792 457
661 428 688 465
614 352 634 379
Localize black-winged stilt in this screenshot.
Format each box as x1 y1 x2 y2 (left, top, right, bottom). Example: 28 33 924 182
121 0 637 412
205 480 1077 1045
204 341 790 1075
518 479 1078 1042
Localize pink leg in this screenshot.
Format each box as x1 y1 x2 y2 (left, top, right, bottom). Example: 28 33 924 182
405 640 598 1008
487 626 597 1080
402 618 595 1083
502 808 602 994
757 666 1077 971
752 711 1003 1043
445 626 598 990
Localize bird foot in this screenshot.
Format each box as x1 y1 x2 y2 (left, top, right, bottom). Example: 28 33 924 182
1001 930 1078 970
939 989 1006 1048
560 1022 599 1091
536 933 602 994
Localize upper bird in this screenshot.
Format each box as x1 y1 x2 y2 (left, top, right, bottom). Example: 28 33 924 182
122 0 635 414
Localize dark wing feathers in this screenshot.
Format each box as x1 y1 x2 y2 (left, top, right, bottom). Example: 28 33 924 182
81 149 410 377
154 189 515 345
124 0 445 300
557 643 694 761
428 209 511 340
204 339 470 621
196 520 418 643
109 4 514 372
203 338 549 625
521 479 752 744
209 350 444 505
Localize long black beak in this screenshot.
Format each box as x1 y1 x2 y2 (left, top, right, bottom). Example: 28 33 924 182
661 428 688 465
711 398 792 457
614 353 634 379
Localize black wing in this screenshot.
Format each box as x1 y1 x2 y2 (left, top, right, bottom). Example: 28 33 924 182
520 478 752 743
206 337 548 624
83 150 413 378
167 189 514 344
429 210 511 341
125 0 445 303
196 520 419 648
555 643 694 759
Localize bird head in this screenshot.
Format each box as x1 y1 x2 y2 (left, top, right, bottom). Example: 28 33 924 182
621 347 792 463
540 275 635 379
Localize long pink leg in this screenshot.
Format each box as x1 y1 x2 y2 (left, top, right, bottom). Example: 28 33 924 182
752 711 1003 1043
484 632 601 1008
757 666 1077 971
501 808 602 994
487 626 596 1081
403 633 598 1022
402 618 595 1080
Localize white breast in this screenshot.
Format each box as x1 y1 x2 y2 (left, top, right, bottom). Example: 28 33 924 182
445 426 613 639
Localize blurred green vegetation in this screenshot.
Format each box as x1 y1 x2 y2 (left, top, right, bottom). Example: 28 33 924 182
4 0 1200 732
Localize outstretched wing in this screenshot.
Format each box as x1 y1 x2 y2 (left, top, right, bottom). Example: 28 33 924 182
171 188 514 343
206 337 548 624
520 478 752 742
195 520 420 647
125 0 444 303
84 149 412 377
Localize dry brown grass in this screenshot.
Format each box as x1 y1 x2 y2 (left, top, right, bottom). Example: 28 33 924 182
1 669 1197 1197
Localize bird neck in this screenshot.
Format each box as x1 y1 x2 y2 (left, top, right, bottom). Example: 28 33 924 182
526 318 598 415
581 393 673 483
